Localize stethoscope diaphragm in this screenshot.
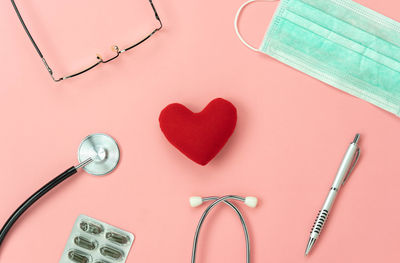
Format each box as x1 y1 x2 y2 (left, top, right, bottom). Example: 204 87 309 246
78 133 120 176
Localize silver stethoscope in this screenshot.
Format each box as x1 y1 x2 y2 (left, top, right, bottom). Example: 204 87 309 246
190 195 258 263
0 133 120 247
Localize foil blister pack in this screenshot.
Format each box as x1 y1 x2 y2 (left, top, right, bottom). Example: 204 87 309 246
60 215 134 263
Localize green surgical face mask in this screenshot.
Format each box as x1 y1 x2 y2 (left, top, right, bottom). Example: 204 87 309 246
235 0 400 116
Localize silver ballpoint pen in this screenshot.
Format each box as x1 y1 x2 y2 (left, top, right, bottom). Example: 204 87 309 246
305 134 361 256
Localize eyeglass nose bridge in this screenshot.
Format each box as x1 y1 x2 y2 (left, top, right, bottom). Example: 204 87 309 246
96 45 121 64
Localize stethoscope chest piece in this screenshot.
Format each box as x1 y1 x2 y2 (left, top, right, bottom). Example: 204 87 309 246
78 133 120 176
0 133 121 249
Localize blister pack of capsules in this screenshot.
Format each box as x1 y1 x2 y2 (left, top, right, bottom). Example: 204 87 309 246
60 215 134 263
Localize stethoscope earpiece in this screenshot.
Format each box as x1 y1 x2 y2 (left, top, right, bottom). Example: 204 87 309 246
244 196 258 208
189 196 258 208
189 196 203 207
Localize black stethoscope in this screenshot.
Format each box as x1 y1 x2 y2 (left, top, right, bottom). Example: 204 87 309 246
0 133 120 248
0 136 258 263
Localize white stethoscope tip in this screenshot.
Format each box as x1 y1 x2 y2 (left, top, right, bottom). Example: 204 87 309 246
244 196 258 208
189 197 203 207
190 196 258 208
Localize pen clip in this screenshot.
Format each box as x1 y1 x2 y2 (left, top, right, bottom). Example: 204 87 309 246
342 147 360 185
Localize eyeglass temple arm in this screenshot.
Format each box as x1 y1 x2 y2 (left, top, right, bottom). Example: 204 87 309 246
149 0 163 29
10 0 60 81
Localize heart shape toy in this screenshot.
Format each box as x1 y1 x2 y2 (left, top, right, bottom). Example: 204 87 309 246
159 98 237 165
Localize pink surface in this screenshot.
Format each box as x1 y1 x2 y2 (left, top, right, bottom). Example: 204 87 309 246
0 0 400 262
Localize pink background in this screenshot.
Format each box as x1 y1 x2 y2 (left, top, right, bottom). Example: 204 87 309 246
1 0 400 262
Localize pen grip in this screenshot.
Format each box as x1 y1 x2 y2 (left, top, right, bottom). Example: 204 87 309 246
310 209 329 238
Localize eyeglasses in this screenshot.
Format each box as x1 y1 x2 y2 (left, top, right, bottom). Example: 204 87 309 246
11 0 162 82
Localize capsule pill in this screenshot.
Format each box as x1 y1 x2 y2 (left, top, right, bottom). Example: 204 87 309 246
74 236 97 250
68 250 90 263
100 246 124 260
106 231 129 245
80 221 103 235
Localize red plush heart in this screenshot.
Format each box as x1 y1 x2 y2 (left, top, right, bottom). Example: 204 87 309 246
159 98 237 165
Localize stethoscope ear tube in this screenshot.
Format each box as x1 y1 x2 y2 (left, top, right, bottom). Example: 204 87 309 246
0 166 78 248
191 195 256 263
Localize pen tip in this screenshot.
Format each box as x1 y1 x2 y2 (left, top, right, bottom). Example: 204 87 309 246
353 133 360 144
305 237 316 256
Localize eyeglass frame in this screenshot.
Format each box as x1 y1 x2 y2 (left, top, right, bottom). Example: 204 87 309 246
11 0 163 82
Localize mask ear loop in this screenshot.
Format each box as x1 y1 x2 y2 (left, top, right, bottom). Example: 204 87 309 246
234 0 279 52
